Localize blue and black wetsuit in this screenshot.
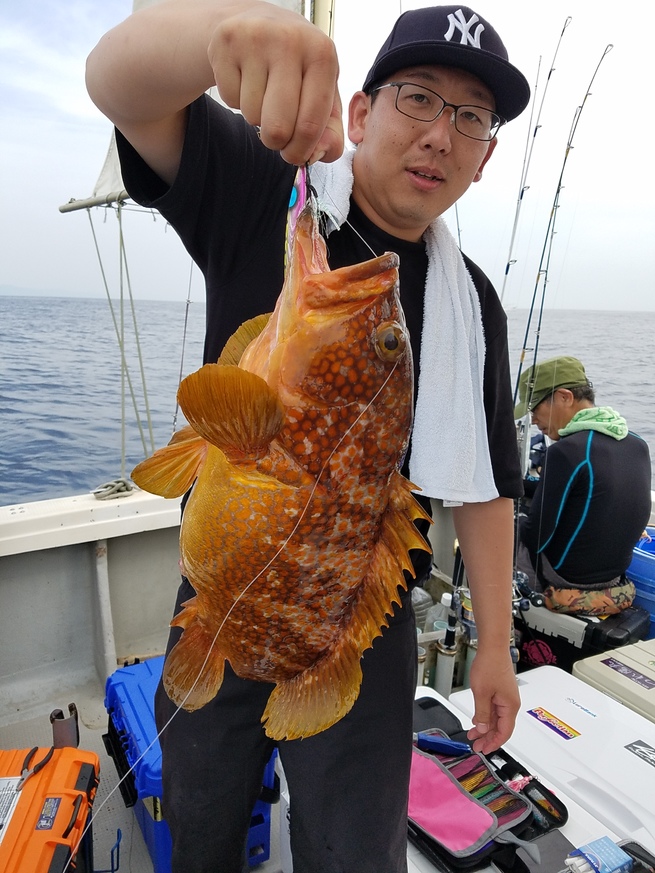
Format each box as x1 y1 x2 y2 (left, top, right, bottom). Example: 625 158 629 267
520 428 651 587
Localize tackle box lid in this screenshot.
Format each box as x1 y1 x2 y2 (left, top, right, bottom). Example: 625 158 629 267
0 746 99 873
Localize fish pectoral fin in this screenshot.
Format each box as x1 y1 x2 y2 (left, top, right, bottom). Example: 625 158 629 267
178 364 285 460
262 637 363 741
163 603 225 712
131 425 206 497
217 313 272 366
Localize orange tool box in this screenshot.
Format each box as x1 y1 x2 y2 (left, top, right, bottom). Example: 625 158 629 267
0 746 99 873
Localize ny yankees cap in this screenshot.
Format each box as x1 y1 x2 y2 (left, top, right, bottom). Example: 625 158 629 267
363 5 530 122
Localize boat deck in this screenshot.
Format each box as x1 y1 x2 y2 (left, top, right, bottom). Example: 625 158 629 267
0 683 283 873
0 682 442 873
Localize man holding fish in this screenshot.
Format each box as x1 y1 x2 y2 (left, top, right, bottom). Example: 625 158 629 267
87 3 529 871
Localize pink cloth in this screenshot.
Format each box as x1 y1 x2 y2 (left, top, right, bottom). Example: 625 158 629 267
408 749 495 853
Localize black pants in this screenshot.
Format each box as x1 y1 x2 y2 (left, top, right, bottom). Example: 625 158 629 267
155 579 418 873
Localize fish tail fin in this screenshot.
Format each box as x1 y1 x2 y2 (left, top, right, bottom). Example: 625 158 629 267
132 425 206 497
262 637 363 740
163 600 225 711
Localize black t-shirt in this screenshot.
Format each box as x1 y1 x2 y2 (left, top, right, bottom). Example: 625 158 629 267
116 95 523 532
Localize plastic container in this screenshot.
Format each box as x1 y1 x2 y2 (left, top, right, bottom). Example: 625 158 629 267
625 527 655 640
515 603 652 673
104 657 276 871
424 592 452 633
411 586 434 634
573 638 655 723
0 747 99 873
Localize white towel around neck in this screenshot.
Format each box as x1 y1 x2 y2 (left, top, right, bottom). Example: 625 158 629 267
310 150 498 504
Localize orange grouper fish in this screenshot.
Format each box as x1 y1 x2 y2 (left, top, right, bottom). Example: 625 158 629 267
132 203 431 740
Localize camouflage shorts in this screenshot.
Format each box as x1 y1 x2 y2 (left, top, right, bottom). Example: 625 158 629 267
542 579 636 616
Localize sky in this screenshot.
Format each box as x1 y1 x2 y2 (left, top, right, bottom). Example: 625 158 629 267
1 0 654 311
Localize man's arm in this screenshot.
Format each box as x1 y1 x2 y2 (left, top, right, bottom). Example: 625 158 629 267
452 497 519 753
86 0 343 185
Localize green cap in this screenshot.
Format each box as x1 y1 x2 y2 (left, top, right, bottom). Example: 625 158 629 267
514 356 590 418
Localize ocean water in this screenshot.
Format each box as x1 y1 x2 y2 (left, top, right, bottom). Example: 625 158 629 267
1 295 654 507
1 295 205 506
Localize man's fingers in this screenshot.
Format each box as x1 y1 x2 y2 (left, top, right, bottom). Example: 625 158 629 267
308 88 344 164
277 53 340 164
256 42 340 164
209 4 341 166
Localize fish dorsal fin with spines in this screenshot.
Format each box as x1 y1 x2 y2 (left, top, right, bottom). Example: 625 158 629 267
178 364 284 460
262 471 432 739
131 425 206 498
217 313 272 366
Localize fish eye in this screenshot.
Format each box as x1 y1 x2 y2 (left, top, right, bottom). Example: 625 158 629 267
374 321 406 362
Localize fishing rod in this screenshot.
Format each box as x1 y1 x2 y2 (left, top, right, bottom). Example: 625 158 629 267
510 41 613 620
513 42 614 417
499 17 571 305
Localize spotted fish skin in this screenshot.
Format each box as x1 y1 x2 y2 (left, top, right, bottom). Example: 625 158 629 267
132 204 431 739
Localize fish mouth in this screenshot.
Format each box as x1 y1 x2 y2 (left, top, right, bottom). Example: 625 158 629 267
302 252 399 310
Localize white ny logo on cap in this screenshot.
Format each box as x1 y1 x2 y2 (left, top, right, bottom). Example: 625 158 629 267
444 9 485 48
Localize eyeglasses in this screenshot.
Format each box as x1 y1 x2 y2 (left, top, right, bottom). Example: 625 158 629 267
370 81 505 142
529 392 554 413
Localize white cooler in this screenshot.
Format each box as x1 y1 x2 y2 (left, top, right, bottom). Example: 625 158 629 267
450 666 655 855
572 638 655 723
278 684 623 873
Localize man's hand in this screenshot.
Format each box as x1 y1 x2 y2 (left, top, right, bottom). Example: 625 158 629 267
209 2 343 165
87 0 344 184
466 647 520 754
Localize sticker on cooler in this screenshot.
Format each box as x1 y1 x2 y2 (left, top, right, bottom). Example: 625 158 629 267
625 740 655 768
527 707 581 740
601 657 655 690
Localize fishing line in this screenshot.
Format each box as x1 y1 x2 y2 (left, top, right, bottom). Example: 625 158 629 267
87 208 152 465
321 186 379 258
115 206 157 455
454 203 462 249
64 314 404 873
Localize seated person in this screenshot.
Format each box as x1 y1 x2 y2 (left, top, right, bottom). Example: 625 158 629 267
514 355 651 615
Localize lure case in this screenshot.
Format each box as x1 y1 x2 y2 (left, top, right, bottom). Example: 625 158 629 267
0 746 99 873
408 734 535 872
409 698 570 872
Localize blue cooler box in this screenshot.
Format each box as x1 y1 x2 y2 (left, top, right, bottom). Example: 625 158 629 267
626 527 655 639
103 656 277 871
